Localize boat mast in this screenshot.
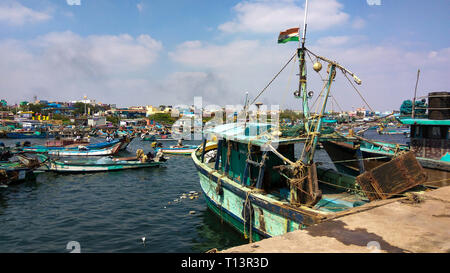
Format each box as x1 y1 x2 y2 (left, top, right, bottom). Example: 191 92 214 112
299 0 309 132
411 69 420 118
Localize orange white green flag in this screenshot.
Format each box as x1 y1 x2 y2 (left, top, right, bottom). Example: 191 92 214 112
277 28 300 44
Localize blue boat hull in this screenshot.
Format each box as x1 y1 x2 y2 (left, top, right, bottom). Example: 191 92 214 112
6 132 53 139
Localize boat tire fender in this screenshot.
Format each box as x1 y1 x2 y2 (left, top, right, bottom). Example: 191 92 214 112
215 179 223 196
241 199 254 224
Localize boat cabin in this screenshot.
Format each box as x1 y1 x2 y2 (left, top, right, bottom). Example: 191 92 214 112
399 91 450 161
202 123 367 211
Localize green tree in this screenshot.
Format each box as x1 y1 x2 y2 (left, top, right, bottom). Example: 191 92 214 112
148 113 177 125
279 110 304 121
106 115 120 125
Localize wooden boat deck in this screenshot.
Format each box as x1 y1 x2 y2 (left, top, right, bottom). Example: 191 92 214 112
203 161 368 213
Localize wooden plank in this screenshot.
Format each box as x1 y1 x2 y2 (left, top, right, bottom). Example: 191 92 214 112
356 151 428 201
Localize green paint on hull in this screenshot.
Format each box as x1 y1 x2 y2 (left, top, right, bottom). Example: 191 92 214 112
203 192 265 242
198 171 302 239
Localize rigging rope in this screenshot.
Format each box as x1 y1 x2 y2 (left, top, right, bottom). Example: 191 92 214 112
250 52 297 105
341 69 375 112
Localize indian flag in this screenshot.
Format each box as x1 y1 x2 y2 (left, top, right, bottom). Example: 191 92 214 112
278 28 300 44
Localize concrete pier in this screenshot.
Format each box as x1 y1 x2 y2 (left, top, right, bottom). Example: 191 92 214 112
221 186 450 253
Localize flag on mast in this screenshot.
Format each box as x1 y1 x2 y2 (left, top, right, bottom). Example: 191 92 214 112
277 27 300 44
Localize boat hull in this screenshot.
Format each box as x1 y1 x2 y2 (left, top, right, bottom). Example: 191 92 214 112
41 160 163 172
23 140 120 153
0 166 37 185
46 142 122 156
191 149 332 241
156 145 199 155
6 132 53 139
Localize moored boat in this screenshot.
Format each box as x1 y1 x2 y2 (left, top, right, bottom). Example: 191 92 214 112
190 1 431 241
6 131 54 139
323 92 450 187
34 154 165 173
192 122 427 240
156 144 199 155
46 141 122 156
22 139 121 153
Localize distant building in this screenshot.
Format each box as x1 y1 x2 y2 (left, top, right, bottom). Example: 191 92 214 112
88 116 106 127
17 111 33 119
110 108 146 119
146 105 172 116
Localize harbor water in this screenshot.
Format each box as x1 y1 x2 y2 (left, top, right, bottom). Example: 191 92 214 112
0 130 408 252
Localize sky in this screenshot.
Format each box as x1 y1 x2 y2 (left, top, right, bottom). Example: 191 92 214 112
0 0 449 112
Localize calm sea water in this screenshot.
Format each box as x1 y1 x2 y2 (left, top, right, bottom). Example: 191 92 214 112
0 137 248 253
0 130 407 253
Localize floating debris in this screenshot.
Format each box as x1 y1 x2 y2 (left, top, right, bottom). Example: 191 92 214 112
189 211 196 215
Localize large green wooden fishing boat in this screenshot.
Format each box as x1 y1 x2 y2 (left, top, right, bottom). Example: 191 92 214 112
191 0 428 241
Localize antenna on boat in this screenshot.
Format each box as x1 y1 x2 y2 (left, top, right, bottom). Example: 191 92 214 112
299 0 310 128
243 92 249 127
301 0 308 48
411 69 421 118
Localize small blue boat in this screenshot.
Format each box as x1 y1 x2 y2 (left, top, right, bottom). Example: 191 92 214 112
6 131 54 139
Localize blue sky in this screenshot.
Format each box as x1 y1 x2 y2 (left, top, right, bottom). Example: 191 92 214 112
0 0 449 111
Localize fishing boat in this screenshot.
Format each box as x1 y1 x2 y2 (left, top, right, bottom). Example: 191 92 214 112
6 131 53 139
376 127 409 135
191 0 428 241
45 141 122 156
0 163 37 185
155 144 199 155
141 133 172 141
141 133 157 141
323 92 450 187
33 154 165 173
22 139 121 153
117 136 133 151
1 154 42 185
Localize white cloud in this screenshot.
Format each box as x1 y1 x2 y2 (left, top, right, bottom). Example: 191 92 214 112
168 35 450 111
0 1 51 25
352 17 366 29
218 0 349 33
169 38 300 106
0 32 163 105
137 2 144 12
316 36 350 47
66 0 81 6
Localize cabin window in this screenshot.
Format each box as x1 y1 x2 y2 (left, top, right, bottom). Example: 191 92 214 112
431 126 441 139
425 126 448 139
412 125 421 138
